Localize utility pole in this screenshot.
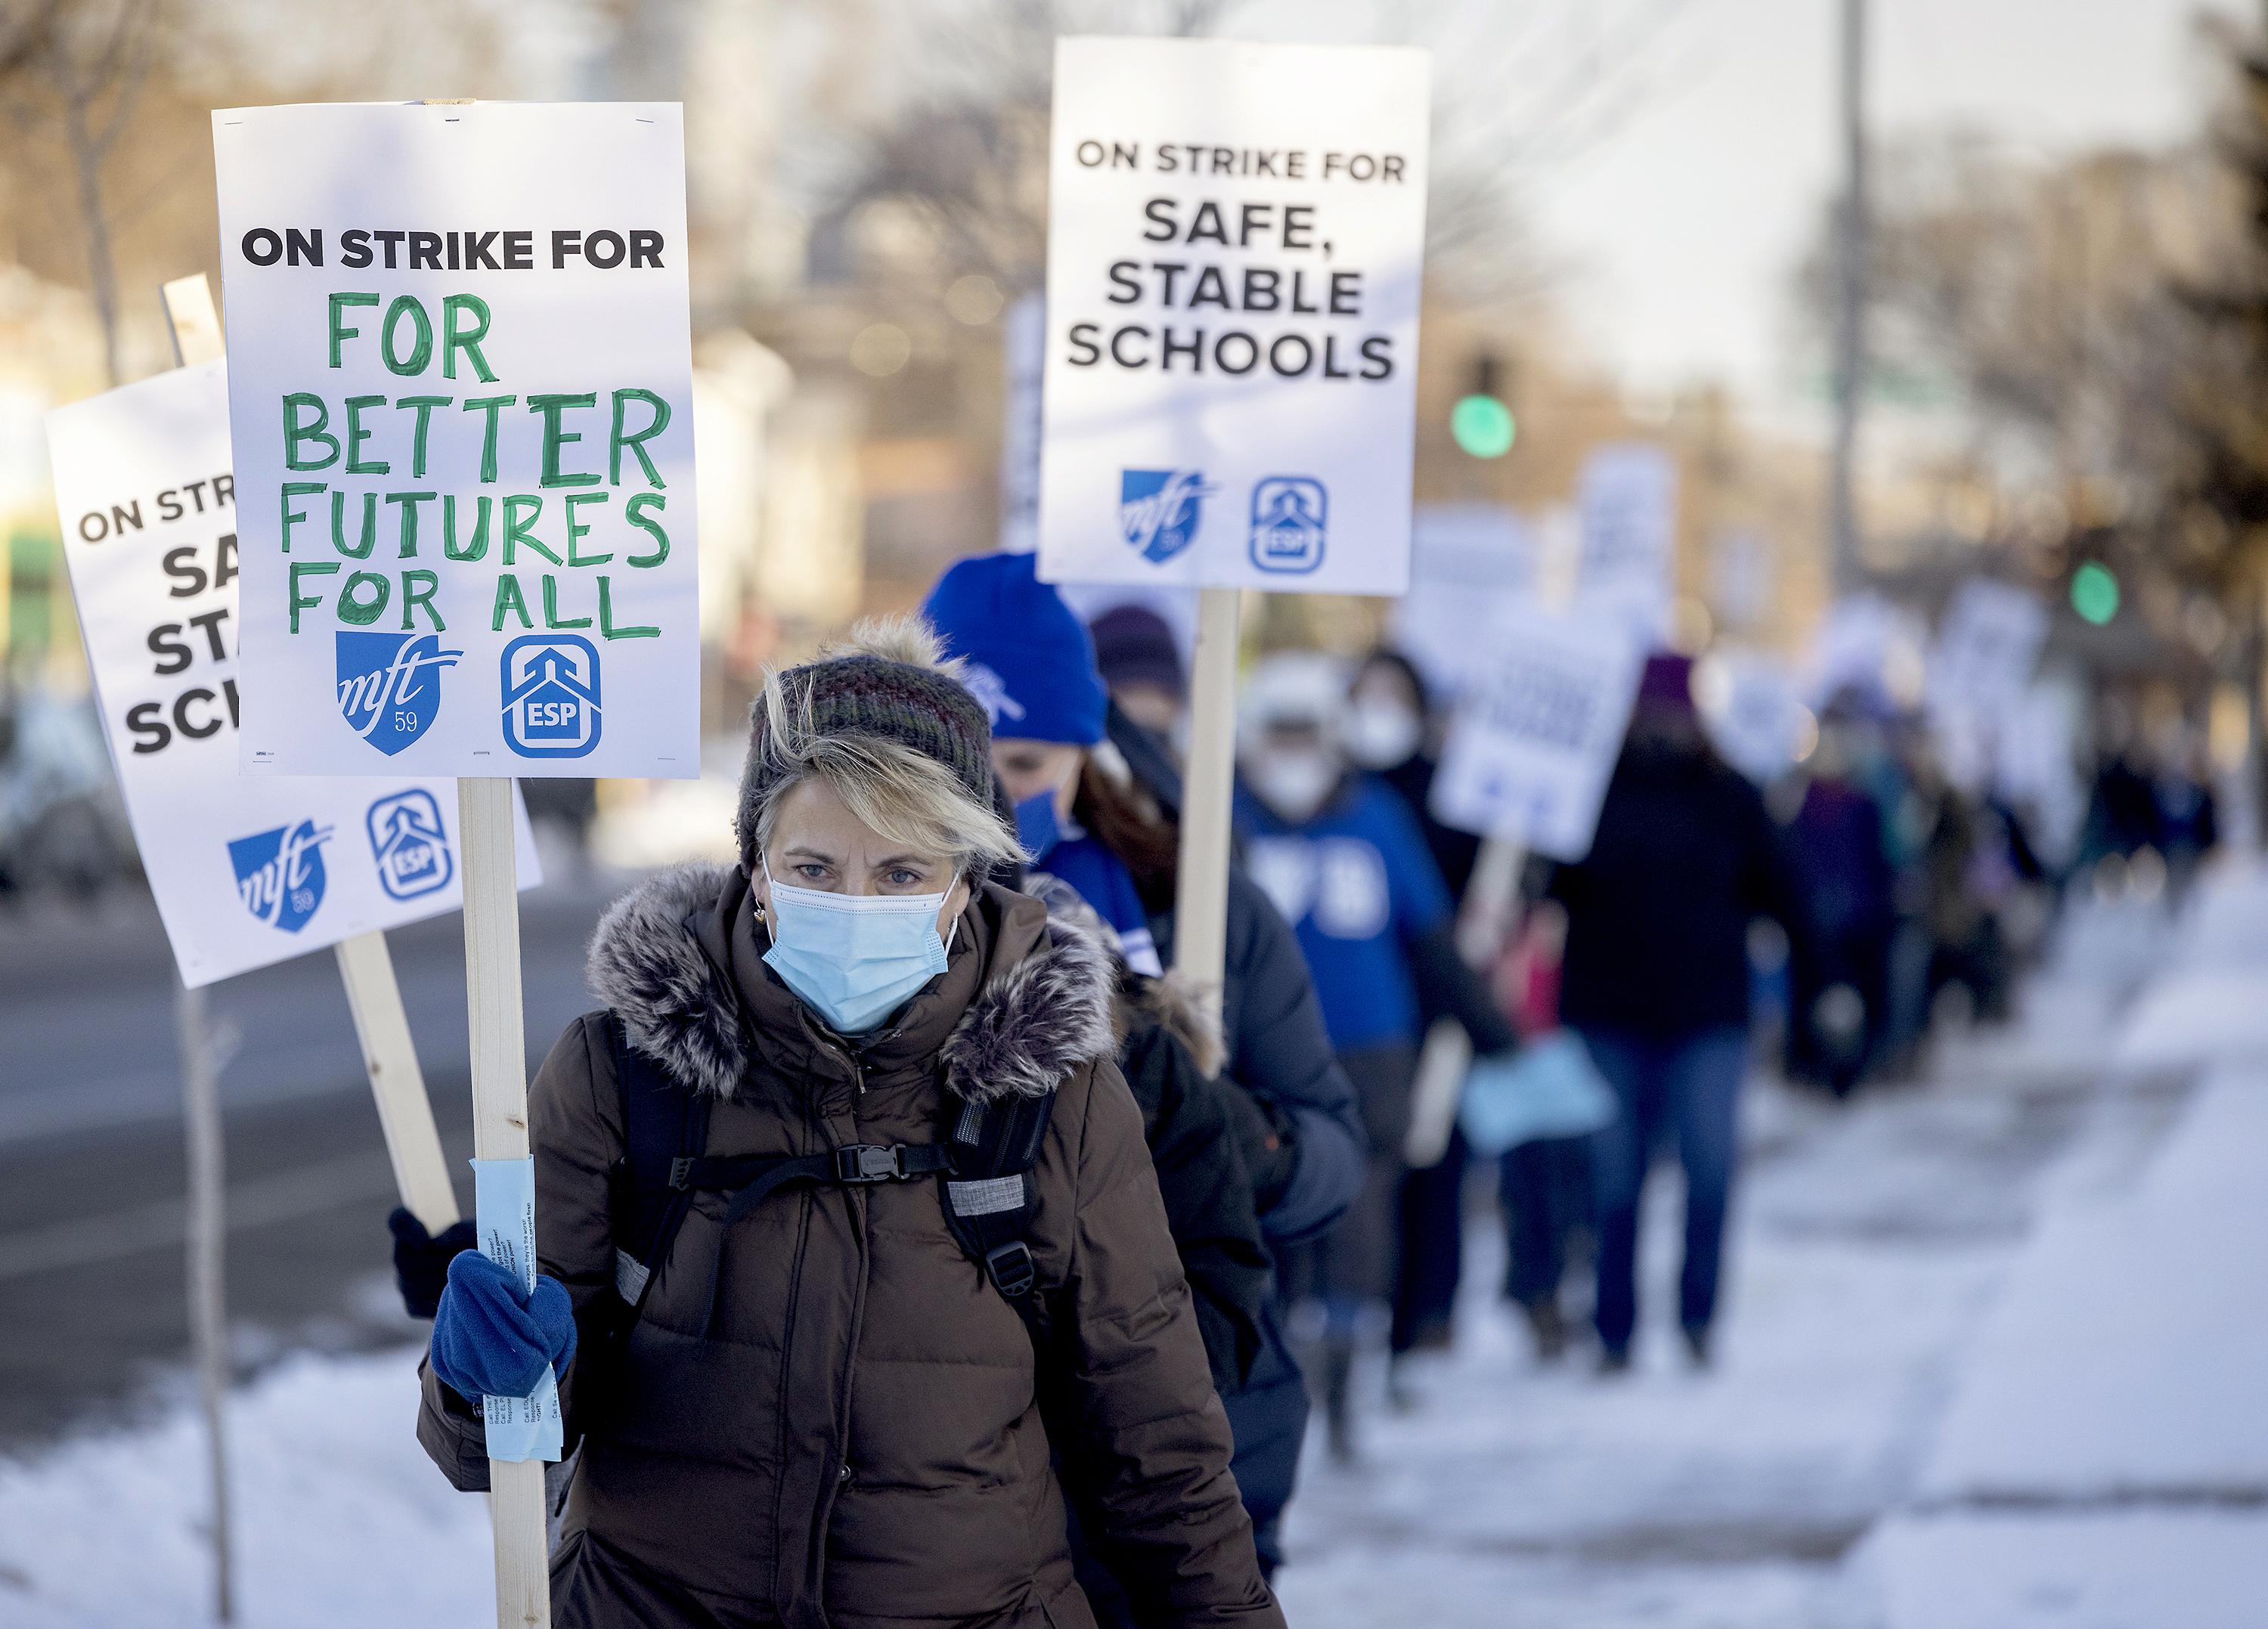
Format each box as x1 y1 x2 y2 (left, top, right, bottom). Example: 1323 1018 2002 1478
1828 0 1867 594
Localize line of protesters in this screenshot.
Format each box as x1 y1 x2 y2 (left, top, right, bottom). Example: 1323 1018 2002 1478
380 550 2121 1626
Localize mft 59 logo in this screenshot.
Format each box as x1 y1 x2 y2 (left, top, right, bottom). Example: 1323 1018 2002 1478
367 788 454 901
501 634 603 758
1119 469 1216 565
336 631 461 756
228 819 332 933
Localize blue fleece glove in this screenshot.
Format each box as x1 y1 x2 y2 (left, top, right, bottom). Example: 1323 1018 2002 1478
429 1249 578 1401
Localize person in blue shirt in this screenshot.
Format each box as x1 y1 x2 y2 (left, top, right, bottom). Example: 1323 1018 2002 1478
919 550 1367 1578
1235 653 1519 1461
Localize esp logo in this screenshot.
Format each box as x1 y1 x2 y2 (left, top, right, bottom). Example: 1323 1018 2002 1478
500 633 602 758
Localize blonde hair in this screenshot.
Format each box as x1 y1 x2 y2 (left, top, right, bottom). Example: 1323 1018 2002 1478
746 620 1021 879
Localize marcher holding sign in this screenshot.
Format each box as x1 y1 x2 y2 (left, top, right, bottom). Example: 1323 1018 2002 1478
215 100 699 1629
408 624 1285 1627
1535 653 1805 1374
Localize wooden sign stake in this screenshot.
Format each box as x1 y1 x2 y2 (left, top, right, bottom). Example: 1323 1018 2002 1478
172 977 236 1625
1170 587 1244 1008
157 270 237 1627
457 774 550 1627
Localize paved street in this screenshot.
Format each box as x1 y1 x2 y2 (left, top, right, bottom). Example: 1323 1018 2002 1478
0 878 615 1449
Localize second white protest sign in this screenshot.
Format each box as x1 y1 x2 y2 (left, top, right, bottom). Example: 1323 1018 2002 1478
212 101 699 780
48 358 538 986
1036 37 1430 595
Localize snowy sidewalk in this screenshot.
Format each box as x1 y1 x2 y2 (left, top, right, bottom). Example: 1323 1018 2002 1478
1276 875 2247 1628
1853 861 2268 1629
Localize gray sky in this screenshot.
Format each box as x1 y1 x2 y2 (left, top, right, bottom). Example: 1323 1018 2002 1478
1233 0 2248 421
1520 0 2249 416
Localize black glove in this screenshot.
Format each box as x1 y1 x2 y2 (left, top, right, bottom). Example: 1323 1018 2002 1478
389 1206 477 1321
1218 1083 1298 1217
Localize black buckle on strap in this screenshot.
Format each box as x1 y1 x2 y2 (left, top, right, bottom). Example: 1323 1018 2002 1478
984 1241 1036 1299
668 1156 696 1190
834 1144 903 1184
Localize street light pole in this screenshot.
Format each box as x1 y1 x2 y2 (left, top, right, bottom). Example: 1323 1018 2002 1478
1829 0 1868 594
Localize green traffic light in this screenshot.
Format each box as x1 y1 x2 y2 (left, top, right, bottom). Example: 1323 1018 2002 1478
2071 562 2119 625
1451 393 1516 459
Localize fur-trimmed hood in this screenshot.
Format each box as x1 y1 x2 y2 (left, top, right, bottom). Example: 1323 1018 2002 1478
1020 872 1225 1077
584 863 1115 1105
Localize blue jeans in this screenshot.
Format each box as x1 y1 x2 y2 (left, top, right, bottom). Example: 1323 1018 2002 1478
1579 1026 1748 1354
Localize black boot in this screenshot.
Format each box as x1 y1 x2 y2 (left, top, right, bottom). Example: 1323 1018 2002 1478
1681 1324 1712 1370
1322 1335 1359 1465
1520 1298 1569 1364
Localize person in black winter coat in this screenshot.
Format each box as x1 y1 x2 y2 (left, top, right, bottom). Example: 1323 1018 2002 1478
920 551 1364 1575
1545 653 1802 1372
1020 876 1275 1623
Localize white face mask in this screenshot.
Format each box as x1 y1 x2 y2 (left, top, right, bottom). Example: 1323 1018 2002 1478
1345 698 1423 770
761 862 961 1035
1249 750 1340 823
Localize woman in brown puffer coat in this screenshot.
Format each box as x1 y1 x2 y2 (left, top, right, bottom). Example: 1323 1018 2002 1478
417 621 1282 1629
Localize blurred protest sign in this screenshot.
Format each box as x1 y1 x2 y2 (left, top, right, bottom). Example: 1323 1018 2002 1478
1930 578 2046 712
1390 504 1535 700
1430 604 1644 862
1574 441 1675 639
48 359 538 986
1805 592 1927 711
1919 580 2048 792
213 101 700 780
1694 647 1812 785
1035 36 1430 595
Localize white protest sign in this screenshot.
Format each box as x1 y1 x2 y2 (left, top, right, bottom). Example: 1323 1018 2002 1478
1036 37 1430 594
212 101 699 779
1575 442 1676 640
1929 578 2046 716
1390 504 1535 700
1430 605 1645 861
1926 580 2046 794
1695 647 1809 785
1805 591 1927 709
47 360 538 987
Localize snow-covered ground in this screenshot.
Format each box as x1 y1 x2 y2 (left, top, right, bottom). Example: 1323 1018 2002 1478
2 869 2262 1627
1278 867 2268 1628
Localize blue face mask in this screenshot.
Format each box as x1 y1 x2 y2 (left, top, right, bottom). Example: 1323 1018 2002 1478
1014 788 1063 863
760 863 959 1036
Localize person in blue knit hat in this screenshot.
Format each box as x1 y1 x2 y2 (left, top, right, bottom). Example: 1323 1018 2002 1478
920 550 1155 971
922 550 1367 1581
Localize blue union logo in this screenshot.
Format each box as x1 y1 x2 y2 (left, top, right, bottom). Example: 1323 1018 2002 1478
336 631 460 756
367 788 454 901
228 819 332 933
1249 476 1328 574
501 633 603 758
1119 469 1216 565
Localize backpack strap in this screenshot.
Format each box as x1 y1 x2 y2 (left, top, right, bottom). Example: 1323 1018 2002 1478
607 1017 1060 1337
937 1091 1058 1328
606 1013 711 1315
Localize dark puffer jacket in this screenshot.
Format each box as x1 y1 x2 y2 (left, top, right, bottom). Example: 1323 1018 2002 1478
417 864 1282 1629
